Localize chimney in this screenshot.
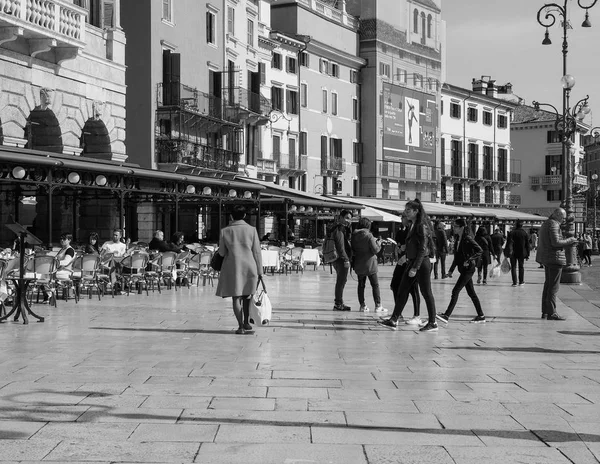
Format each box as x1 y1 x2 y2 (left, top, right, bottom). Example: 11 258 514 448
486 80 498 98
472 78 487 94
498 83 513 95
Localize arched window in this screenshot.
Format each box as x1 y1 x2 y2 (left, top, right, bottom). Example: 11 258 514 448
421 12 426 41
427 14 433 38
413 9 419 33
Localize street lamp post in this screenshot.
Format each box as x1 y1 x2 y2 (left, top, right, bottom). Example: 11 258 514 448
592 173 599 252
536 0 597 283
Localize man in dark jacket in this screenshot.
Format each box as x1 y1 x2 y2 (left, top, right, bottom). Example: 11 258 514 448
433 221 449 279
536 208 577 320
331 210 353 311
505 220 530 286
491 229 505 265
148 230 181 253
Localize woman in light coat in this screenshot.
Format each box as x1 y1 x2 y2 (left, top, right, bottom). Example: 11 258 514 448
215 205 263 334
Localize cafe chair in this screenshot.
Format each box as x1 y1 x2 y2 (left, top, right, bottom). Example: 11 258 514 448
119 251 150 296
26 255 59 307
174 250 191 289
158 251 178 290
72 254 103 300
289 247 304 274
144 253 162 293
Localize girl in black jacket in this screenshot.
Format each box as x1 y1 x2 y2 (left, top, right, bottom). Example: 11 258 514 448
475 226 495 285
437 219 486 324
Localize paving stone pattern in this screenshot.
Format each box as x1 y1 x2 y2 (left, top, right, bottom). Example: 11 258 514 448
0 259 600 463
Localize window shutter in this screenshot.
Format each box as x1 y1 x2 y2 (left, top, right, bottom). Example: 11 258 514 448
286 89 291 113
259 63 266 85
102 0 115 29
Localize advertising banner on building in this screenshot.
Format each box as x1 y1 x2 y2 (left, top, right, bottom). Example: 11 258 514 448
382 82 437 165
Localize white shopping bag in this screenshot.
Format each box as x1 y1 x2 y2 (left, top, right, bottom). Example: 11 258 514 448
488 264 501 279
249 277 271 326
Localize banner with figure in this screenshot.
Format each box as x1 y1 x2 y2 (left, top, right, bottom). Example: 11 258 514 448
382 82 437 166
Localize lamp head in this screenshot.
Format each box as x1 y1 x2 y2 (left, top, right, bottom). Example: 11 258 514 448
582 11 592 27
542 28 552 45
592 173 598 181
561 74 576 90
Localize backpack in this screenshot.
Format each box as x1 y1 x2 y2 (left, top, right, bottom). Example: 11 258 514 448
322 227 340 264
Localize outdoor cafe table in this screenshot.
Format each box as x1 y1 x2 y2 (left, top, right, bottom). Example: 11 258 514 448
302 248 321 270
261 249 280 273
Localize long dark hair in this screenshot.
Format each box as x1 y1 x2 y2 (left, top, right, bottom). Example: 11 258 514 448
454 218 472 238
405 199 433 237
476 225 488 237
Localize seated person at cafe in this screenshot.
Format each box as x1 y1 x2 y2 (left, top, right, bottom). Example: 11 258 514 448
41 233 75 304
84 232 100 254
149 230 181 253
101 229 127 257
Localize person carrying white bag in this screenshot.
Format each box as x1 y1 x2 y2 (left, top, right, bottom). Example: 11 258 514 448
249 276 271 326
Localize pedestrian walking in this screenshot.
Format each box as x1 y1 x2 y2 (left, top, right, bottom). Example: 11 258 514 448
504 220 530 286
529 230 539 252
329 210 353 311
433 221 449 279
491 228 505 266
582 231 593 266
378 199 438 332
215 205 263 334
351 217 385 313
436 219 485 324
474 226 494 285
390 214 421 325
536 208 578 320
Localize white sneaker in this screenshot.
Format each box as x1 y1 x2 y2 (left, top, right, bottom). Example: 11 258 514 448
374 305 387 313
405 316 422 325
359 305 370 312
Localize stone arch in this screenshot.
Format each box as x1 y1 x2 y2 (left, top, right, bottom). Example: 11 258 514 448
24 88 63 153
80 101 112 159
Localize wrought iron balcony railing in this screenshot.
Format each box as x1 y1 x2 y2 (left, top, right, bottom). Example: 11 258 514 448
0 0 87 62
380 161 439 182
321 156 346 174
256 157 278 175
222 87 271 116
156 138 240 173
275 153 308 173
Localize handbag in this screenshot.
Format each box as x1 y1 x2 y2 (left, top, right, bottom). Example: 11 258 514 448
210 250 224 271
488 264 501 279
249 276 272 326
500 257 511 274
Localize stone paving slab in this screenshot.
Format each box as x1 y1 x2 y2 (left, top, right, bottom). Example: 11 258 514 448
363 445 455 464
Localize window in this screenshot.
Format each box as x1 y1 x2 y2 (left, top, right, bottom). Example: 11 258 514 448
483 146 493 179
259 62 266 85
547 130 561 143
547 190 563 202
498 148 508 181
299 52 309 67
286 89 298 115
470 185 480 203
427 14 433 38
300 131 307 156
271 87 283 111
162 0 172 22
321 135 328 158
379 62 390 78
271 52 282 69
330 138 342 158
227 6 234 35
545 155 561 175
467 107 478 122
497 114 507 129
247 19 254 46
331 92 338 115
350 70 358 83
450 102 461 119
300 83 307 107
206 11 216 44
468 143 479 178
352 97 359 120
353 142 362 163
289 138 296 156
483 111 492 126
320 59 329 74
322 89 328 113
273 135 281 155
440 101 443 115
413 9 419 32
286 56 297 74
331 63 339 78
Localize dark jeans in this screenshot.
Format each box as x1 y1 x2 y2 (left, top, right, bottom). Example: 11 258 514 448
357 273 381 307
433 253 446 278
583 250 592 265
444 266 484 317
542 264 562 316
332 259 349 305
391 263 420 316
510 256 525 284
391 258 436 323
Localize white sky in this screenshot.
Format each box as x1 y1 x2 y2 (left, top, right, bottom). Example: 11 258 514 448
443 0 600 128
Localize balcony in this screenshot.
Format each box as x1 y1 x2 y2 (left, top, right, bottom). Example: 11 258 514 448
222 86 271 123
256 157 278 175
530 174 562 191
296 0 359 30
442 164 521 185
275 153 307 175
321 156 346 175
156 139 240 174
0 0 87 64
380 161 439 183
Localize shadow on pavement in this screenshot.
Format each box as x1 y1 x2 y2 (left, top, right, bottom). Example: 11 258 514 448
440 346 600 355
557 330 600 336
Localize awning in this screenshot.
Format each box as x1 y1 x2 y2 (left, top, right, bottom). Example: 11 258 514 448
362 206 403 223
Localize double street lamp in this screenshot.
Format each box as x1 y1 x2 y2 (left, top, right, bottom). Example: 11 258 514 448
535 0 598 284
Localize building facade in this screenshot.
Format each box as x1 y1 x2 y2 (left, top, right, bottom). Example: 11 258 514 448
0 0 126 244
511 104 588 218
439 79 520 208
349 0 444 201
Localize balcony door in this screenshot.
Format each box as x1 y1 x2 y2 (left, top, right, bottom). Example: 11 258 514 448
483 146 493 180
468 143 478 178
451 140 462 177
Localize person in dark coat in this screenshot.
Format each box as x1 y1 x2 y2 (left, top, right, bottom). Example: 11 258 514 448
505 220 530 286
491 228 505 265
391 214 421 325
215 205 263 334
148 230 181 253
351 217 384 313
330 210 353 311
437 219 485 324
433 221 449 279
474 226 495 285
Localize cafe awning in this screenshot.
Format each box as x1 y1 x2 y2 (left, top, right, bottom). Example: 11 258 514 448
361 206 403 223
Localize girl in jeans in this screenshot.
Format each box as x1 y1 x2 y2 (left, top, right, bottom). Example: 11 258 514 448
436 219 486 324
351 217 385 313
379 199 438 332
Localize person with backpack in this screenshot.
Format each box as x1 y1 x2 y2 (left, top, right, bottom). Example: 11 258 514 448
379 199 439 332
329 209 353 311
351 217 385 313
